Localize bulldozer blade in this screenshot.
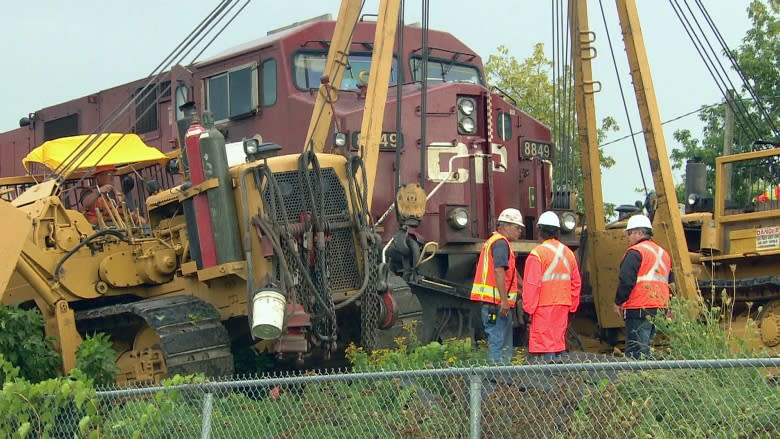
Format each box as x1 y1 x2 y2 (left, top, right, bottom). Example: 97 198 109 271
0 199 32 295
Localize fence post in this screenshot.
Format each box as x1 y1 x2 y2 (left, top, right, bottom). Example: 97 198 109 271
201 392 214 439
469 372 482 439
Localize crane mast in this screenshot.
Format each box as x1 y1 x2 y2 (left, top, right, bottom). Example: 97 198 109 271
571 0 699 330
303 0 364 153
614 0 698 300
301 0 401 211
570 0 620 329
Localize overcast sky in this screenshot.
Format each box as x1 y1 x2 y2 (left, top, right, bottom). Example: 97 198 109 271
0 0 752 206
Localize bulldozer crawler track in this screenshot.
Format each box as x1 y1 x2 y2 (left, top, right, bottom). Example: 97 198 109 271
76 295 234 378
699 276 780 303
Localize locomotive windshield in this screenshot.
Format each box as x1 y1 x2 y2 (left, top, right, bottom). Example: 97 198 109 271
409 57 481 85
293 52 398 90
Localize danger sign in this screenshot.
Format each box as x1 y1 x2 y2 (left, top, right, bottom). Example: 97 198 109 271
756 226 780 250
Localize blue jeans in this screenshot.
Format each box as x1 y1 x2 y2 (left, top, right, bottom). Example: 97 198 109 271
481 304 514 365
625 316 656 359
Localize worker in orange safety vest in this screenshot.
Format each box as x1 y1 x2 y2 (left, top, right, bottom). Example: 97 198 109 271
522 211 581 363
612 214 673 359
470 207 524 365
754 184 780 203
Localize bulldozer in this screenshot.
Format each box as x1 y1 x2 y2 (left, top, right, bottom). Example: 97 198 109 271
0 118 407 385
681 147 780 350
0 0 412 385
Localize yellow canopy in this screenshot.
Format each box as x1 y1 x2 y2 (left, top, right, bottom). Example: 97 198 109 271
23 133 167 174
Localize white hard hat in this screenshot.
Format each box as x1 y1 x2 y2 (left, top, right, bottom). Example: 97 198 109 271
498 208 524 227
537 211 560 228
626 214 652 230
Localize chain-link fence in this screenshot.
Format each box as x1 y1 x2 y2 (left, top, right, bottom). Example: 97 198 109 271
12 354 780 438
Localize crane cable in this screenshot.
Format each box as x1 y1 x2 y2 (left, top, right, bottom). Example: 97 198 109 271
596 0 648 196
562 0 576 190
693 0 779 139
600 96 780 149
418 0 430 188
393 0 405 197
52 0 249 188
552 0 567 188
669 0 760 141
53 0 236 181
552 0 577 191
668 0 766 142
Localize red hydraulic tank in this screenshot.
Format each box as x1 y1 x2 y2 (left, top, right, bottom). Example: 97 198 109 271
185 117 218 268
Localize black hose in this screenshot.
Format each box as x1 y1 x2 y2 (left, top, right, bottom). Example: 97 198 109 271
54 229 129 282
252 215 334 341
297 152 338 340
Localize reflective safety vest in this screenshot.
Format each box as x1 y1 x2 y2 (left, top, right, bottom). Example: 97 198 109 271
470 233 519 307
622 240 671 309
531 239 577 306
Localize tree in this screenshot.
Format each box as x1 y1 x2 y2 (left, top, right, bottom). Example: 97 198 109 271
485 44 556 127
484 43 618 218
669 0 779 200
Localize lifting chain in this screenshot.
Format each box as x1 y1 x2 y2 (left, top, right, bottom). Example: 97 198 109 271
360 242 382 351
346 154 382 351
256 164 336 346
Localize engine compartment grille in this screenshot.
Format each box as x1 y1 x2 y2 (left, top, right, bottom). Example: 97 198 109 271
262 168 360 292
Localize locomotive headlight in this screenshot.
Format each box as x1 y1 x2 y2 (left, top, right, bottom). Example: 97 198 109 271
334 132 348 148
560 212 577 233
447 207 469 230
458 98 475 115
457 97 478 135
459 117 476 134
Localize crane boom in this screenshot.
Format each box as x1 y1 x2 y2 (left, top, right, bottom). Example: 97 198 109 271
301 0 401 212
615 0 698 300
571 0 620 329
303 0 364 152
571 0 699 331
357 0 401 210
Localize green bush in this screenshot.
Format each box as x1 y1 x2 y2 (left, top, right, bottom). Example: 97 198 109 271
0 303 61 382
652 294 760 359
0 355 102 438
1 299 776 437
100 375 207 439
346 322 495 370
76 333 119 386
566 297 779 437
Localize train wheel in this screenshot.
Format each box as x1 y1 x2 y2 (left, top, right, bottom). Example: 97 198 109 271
429 307 472 342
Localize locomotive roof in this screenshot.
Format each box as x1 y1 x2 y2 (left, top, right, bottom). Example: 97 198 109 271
195 19 324 66
195 17 476 68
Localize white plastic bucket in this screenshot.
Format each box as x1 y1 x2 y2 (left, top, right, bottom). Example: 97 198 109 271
251 289 286 339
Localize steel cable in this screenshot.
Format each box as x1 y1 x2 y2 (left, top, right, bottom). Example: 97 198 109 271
55 0 235 180
668 0 762 142
53 0 247 188
679 0 761 139
694 0 779 139
597 0 648 196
